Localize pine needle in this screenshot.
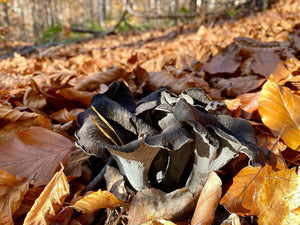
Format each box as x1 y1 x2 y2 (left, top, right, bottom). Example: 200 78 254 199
91 106 124 146
89 114 119 146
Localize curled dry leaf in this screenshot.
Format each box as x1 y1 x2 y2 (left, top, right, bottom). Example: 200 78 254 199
23 86 47 110
191 171 222 225
259 79 300 150
141 219 177 225
0 171 29 225
50 108 78 124
73 189 125 214
148 70 209 94
23 166 69 225
0 104 51 140
257 167 300 225
75 67 125 91
0 126 75 186
128 188 196 225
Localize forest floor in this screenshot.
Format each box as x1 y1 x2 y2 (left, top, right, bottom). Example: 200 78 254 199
0 0 300 224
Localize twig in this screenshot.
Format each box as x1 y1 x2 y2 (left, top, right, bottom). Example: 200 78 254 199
83 157 114 194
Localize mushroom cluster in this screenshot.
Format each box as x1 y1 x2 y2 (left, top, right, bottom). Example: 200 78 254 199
75 81 264 193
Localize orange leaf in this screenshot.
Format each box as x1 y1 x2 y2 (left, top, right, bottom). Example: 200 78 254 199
0 126 75 186
259 79 300 150
0 171 29 225
191 171 222 225
23 165 69 225
257 167 300 225
74 190 125 213
220 166 265 216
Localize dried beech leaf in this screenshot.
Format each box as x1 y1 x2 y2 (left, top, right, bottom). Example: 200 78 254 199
0 126 75 186
148 71 209 94
251 50 281 78
128 188 196 225
50 108 78 123
75 67 125 91
191 172 222 225
23 166 69 225
73 189 125 213
202 50 240 74
56 87 95 106
23 86 47 110
0 104 51 140
142 219 177 225
258 167 300 225
0 171 29 225
220 166 265 216
209 76 265 97
259 79 300 150
13 187 44 220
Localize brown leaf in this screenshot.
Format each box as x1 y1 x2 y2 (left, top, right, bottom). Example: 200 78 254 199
50 108 78 124
128 188 196 225
0 104 51 140
202 49 240 74
75 67 125 91
251 50 281 78
23 165 70 225
56 87 95 106
191 171 222 225
148 70 209 94
23 86 47 110
73 189 125 214
220 166 266 216
209 76 265 97
259 79 300 150
0 126 75 186
257 167 300 225
0 171 29 225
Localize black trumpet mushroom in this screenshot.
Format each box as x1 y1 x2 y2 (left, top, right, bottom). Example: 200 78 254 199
75 81 265 193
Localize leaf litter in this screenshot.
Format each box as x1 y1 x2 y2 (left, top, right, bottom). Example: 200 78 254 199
0 0 300 224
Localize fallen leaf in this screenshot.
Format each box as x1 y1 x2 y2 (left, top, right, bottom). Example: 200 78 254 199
0 171 29 225
50 108 78 123
23 165 70 225
75 67 125 91
73 189 125 214
23 86 47 110
191 171 222 225
257 167 300 225
142 219 177 225
209 76 265 97
128 187 196 225
13 187 44 220
220 166 265 216
259 79 300 150
0 126 75 186
0 104 51 140
251 50 281 78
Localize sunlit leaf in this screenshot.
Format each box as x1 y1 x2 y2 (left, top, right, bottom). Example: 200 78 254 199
23 165 69 225
259 79 300 150
191 172 222 225
220 166 265 216
73 189 125 213
0 171 29 225
257 167 300 225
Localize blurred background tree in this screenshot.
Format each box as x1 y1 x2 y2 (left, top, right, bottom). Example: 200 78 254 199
0 0 270 43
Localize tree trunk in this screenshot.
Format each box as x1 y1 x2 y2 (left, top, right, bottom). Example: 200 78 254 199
99 0 106 27
2 3 10 26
